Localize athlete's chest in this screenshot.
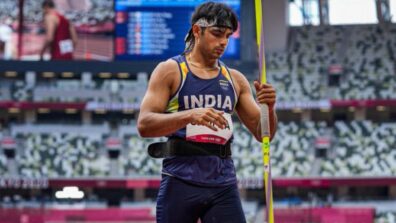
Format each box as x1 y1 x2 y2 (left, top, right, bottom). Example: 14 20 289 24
179 75 235 112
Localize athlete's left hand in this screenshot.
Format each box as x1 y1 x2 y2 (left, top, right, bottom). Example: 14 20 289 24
254 81 276 109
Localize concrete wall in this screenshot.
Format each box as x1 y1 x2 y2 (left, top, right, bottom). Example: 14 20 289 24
262 0 289 52
240 0 288 61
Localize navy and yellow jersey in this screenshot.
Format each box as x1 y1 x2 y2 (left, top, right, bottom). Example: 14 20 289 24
162 54 238 186
166 55 237 137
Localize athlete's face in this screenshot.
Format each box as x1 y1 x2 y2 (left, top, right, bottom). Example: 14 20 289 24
42 6 50 15
195 25 233 59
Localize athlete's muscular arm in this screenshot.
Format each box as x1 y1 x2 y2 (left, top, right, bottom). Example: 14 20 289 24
138 60 228 138
232 69 277 142
40 13 57 59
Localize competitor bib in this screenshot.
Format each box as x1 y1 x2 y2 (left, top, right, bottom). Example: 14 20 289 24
186 113 233 145
59 39 73 54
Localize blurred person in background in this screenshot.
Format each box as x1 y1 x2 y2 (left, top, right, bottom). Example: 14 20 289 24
0 18 14 60
138 2 277 222
40 0 77 60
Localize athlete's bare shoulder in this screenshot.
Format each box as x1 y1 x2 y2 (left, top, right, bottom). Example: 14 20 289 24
151 59 179 81
228 68 251 96
155 58 179 74
44 12 58 27
150 58 181 94
45 12 57 21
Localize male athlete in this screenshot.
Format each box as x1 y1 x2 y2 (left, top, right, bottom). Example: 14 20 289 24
40 0 77 60
138 2 277 223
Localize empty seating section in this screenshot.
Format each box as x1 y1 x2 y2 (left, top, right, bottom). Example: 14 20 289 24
11 124 110 136
234 121 327 178
62 0 114 25
292 26 345 67
267 26 345 101
267 24 396 101
271 121 328 177
1 25 394 103
7 79 147 103
334 25 396 100
11 124 110 177
0 87 10 101
320 121 396 176
10 80 33 101
1 121 395 177
0 1 17 21
0 150 6 175
237 121 396 178
0 131 6 174
376 211 396 223
16 133 108 178
266 67 296 102
122 135 163 176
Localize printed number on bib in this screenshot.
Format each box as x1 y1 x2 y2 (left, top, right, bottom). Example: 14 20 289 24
59 39 73 54
186 113 233 145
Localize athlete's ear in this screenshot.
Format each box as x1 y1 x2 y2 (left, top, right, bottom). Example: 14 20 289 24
192 24 201 39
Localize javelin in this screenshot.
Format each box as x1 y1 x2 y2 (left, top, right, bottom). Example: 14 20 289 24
254 0 274 222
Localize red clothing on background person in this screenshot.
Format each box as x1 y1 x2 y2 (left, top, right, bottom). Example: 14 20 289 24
40 0 77 61
51 12 73 60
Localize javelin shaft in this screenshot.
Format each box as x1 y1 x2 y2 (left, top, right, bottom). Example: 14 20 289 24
254 0 274 223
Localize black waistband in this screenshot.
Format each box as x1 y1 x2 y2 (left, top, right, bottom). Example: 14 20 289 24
148 137 231 159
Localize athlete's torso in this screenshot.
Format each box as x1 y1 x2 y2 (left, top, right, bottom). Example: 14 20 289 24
51 12 73 60
162 54 238 186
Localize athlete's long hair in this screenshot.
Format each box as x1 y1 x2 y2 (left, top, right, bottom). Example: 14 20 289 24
184 2 238 54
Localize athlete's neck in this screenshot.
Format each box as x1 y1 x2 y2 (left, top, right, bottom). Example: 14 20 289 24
187 49 218 70
45 8 57 16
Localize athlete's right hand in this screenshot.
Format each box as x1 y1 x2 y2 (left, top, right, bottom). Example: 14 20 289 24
188 108 228 131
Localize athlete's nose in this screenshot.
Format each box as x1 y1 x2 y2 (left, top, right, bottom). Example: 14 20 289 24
219 37 228 47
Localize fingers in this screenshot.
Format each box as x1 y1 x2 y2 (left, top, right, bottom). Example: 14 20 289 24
254 80 261 91
255 82 274 90
203 118 219 131
255 83 276 107
191 108 229 131
255 82 275 93
204 108 228 130
202 117 219 131
257 98 276 105
257 91 276 98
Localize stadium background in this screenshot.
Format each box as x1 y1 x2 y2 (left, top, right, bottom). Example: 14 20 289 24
0 0 396 222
